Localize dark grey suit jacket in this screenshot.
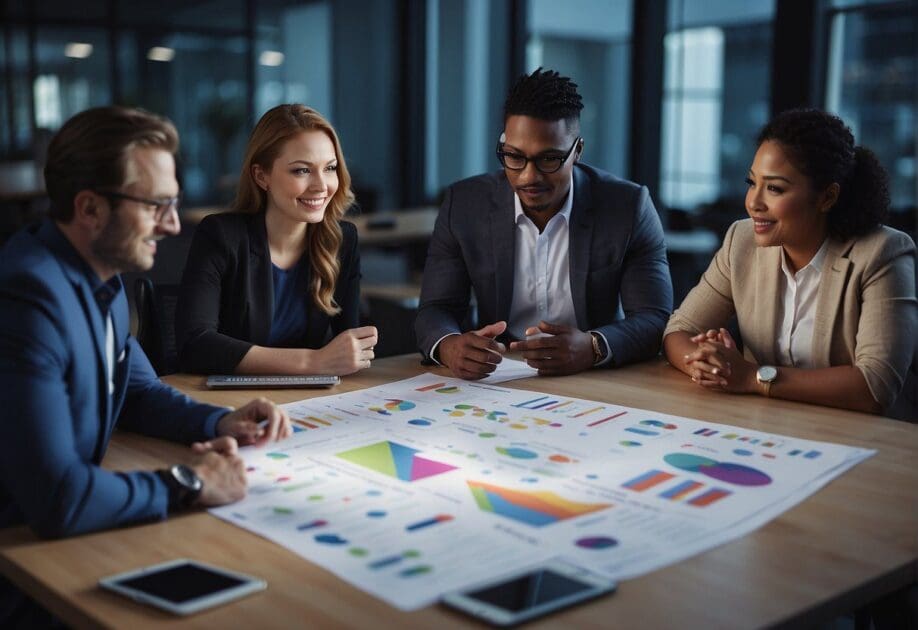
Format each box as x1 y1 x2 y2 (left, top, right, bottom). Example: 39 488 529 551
175 212 360 374
415 163 672 367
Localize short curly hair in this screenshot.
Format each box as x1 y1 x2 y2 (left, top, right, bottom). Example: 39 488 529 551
503 67 583 125
757 108 889 240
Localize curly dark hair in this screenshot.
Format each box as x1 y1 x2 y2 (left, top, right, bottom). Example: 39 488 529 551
503 67 583 125
757 108 890 240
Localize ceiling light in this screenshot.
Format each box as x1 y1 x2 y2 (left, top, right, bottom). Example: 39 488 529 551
65 43 93 59
147 47 175 62
259 51 285 67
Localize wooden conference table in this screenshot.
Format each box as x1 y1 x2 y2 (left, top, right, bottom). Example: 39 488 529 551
0 355 915 629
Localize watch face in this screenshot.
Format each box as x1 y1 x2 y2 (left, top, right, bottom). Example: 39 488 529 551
173 465 203 491
758 366 778 382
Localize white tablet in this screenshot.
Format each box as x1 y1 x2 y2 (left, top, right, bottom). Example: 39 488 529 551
99 559 266 615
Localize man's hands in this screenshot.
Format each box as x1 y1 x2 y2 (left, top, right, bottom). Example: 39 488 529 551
509 321 595 376
188 436 247 506
682 328 757 393
185 398 292 508
437 322 507 380
216 397 292 446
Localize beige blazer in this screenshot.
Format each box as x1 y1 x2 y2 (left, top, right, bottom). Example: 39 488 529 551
664 219 917 409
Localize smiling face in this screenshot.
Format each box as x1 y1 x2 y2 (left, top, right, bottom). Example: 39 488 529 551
501 115 580 218
90 146 180 275
254 130 339 226
745 140 834 268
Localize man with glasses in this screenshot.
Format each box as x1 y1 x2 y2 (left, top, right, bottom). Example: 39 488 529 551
0 106 291 625
416 68 672 379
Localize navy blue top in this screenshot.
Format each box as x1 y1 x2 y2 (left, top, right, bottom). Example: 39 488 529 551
268 260 310 346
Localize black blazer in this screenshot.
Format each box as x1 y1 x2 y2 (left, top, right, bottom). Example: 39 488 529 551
175 211 361 373
415 163 672 366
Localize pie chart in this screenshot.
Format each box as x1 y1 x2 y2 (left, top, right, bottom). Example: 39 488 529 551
663 453 771 486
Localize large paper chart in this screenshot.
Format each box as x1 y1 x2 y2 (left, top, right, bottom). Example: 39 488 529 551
211 374 874 610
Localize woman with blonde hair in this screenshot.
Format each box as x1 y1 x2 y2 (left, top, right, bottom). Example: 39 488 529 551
176 104 377 375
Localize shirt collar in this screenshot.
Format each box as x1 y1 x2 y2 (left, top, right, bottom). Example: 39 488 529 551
513 172 575 228
780 238 830 281
38 219 122 313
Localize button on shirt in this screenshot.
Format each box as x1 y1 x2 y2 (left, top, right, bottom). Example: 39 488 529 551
507 178 578 341
776 240 829 368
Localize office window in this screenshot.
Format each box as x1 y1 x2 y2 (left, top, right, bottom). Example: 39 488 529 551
660 0 775 212
117 30 248 205
33 28 111 133
255 1 332 120
825 3 916 218
425 0 511 200
525 0 632 178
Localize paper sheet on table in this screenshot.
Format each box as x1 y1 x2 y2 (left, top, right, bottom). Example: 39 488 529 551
211 373 873 610
479 357 539 383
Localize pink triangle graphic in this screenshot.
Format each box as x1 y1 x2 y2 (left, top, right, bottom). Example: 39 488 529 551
410 456 458 481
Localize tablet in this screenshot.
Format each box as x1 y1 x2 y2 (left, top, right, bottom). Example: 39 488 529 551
99 559 266 615
442 561 616 626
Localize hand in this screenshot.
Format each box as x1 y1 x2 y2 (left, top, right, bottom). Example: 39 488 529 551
437 321 507 380
509 321 594 376
683 328 757 393
316 326 378 375
188 440 247 507
216 397 291 446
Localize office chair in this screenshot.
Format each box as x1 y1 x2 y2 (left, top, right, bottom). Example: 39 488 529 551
133 277 180 375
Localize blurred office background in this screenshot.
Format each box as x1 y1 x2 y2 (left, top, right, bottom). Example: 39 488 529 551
0 0 915 360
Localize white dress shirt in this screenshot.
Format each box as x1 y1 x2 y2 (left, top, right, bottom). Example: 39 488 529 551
507 180 578 340
430 175 611 366
776 239 829 368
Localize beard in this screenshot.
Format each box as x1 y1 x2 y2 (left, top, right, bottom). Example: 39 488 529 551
90 210 155 274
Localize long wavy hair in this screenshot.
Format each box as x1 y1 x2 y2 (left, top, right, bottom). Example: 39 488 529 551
234 104 355 315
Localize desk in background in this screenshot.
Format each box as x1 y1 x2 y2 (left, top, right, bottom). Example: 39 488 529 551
0 355 915 628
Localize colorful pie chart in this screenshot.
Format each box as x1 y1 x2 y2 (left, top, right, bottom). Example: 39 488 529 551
663 453 771 486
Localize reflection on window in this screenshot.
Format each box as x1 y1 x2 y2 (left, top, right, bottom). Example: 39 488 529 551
34 76 62 130
825 6 916 214
660 27 723 209
425 0 510 199
659 0 774 213
255 1 331 119
525 0 632 178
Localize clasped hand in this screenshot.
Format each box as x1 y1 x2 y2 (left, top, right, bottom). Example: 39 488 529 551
682 328 756 393
509 321 594 376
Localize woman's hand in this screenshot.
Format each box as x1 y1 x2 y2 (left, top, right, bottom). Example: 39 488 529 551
316 326 378 375
683 328 757 394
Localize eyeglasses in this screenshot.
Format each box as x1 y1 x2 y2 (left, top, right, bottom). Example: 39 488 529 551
94 190 181 223
496 136 582 174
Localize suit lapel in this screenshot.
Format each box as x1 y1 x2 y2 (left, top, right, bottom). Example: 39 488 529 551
751 246 782 365
248 213 273 344
491 179 516 324
569 168 592 330
812 238 853 366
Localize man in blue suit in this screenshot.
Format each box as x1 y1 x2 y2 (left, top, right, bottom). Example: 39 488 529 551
416 68 672 379
0 106 291 625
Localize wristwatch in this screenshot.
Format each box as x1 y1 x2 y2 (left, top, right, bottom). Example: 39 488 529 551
756 366 778 397
157 464 203 510
590 332 609 365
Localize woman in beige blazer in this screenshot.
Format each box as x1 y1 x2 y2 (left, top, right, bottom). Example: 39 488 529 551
664 109 916 416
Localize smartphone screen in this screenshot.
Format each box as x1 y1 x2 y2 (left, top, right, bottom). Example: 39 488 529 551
464 569 595 613
113 563 247 604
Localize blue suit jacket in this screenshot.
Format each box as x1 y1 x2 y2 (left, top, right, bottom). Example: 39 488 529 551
415 163 673 366
0 221 226 539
